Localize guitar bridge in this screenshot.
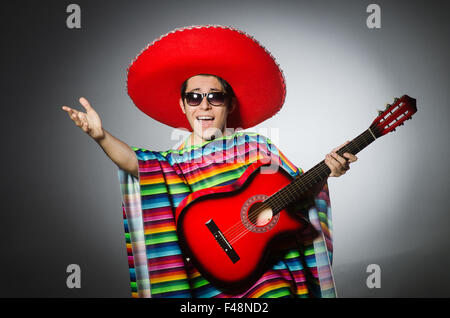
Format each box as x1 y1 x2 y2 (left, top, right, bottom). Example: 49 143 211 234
205 219 240 264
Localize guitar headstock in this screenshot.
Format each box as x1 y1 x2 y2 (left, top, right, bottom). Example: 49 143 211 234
369 95 417 138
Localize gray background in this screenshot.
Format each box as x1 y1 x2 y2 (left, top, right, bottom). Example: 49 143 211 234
2 0 449 297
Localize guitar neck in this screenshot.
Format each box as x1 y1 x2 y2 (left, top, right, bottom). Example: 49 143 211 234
266 128 378 214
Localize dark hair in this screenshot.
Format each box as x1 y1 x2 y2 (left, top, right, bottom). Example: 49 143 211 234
180 74 235 107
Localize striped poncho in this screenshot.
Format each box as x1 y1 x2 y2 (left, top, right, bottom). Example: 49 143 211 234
118 132 336 298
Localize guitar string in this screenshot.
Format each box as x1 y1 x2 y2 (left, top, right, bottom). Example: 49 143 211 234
222 165 317 239
223 136 364 243
222 130 374 245
227 159 335 244
226 131 374 245
221 153 335 239
229 112 413 245
223 132 370 242
228 162 335 245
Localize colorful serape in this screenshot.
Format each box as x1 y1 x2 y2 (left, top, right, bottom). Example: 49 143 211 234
118 132 336 298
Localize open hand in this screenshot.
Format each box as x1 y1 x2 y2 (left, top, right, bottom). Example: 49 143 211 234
62 97 105 141
325 141 358 177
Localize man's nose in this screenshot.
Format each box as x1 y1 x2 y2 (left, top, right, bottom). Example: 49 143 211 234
199 96 212 109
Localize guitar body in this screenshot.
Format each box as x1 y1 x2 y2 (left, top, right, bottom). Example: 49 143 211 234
176 161 309 293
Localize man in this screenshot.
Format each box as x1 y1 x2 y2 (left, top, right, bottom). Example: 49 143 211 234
62 25 357 298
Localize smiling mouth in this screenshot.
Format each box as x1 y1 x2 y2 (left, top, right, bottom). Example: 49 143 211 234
196 116 216 130
196 116 215 121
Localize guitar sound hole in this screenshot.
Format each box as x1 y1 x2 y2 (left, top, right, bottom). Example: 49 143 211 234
248 202 273 227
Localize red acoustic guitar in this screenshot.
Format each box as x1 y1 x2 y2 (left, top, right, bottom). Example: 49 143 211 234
175 95 417 293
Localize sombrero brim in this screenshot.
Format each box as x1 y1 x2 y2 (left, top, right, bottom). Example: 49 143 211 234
127 25 286 130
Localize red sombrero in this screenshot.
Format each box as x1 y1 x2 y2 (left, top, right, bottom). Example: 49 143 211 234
126 25 286 130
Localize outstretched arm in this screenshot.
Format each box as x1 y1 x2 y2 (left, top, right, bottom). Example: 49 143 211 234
62 97 138 178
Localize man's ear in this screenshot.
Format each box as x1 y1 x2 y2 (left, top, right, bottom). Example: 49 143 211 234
179 98 186 114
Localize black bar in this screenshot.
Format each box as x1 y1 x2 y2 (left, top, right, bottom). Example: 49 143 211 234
205 219 240 264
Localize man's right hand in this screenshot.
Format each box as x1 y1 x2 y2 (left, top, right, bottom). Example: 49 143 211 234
62 97 105 141
61 97 138 177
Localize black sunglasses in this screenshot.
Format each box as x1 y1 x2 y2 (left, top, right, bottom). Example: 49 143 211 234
183 91 228 106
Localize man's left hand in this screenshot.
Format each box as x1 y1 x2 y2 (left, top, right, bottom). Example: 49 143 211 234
325 141 358 177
